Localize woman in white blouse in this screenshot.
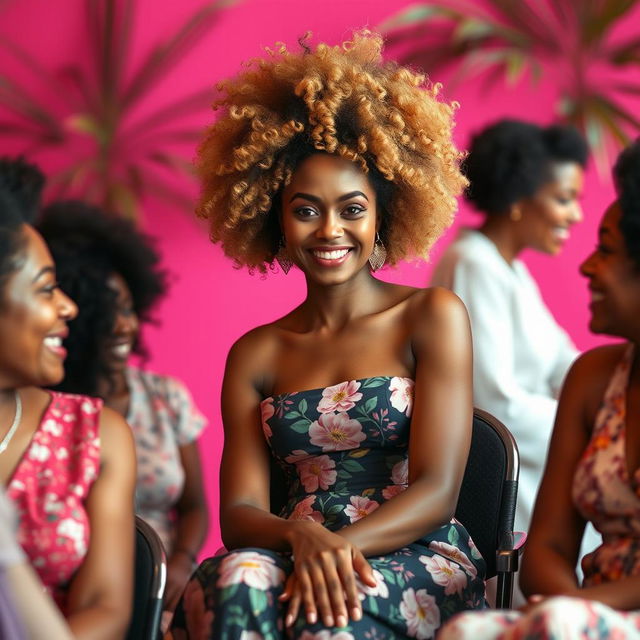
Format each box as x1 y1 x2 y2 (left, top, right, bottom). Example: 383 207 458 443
431 119 594 597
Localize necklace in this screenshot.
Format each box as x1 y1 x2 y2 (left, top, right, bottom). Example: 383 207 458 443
0 391 22 455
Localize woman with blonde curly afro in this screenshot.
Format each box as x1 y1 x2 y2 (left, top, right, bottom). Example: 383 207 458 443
168 31 485 640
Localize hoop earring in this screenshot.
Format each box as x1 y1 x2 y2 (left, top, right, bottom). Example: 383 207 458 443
275 239 293 275
368 233 387 272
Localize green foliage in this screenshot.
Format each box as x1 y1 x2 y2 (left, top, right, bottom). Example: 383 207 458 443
0 0 238 220
381 0 640 170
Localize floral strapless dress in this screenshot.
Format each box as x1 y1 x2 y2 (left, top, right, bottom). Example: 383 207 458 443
169 377 486 640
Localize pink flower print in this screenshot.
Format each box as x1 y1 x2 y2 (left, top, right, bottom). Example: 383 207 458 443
182 578 215 640
260 398 274 439
391 458 408 485
289 496 325 524
299 633 356 640
216 551 284 590
317 381 362 413
382 484 406 500
285 449 310 464
309 412 366 451
389 377 414 416
298 455 337 491
428 541 477 578
400 587 440 639
239 633 264 640
420 554 467 595
357 569 389 599
344 495 380 523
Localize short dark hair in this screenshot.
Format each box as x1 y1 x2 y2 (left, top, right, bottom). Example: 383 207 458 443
613 138 640 270
463 119 589 216
37 201 168 395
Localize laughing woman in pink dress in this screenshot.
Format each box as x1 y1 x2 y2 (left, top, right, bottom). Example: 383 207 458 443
167 31 486 640
439 139 640 638
0 159 136 639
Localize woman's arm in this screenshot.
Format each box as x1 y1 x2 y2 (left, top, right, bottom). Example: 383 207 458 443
65 407 136 640
164 441 208 612
337 287 473 555
520 348 619 598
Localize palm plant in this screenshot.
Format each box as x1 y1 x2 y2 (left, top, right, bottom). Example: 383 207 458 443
0 0 237 219
381 0 640 169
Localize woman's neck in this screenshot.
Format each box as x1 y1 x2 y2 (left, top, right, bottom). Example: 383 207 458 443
478 217 525 264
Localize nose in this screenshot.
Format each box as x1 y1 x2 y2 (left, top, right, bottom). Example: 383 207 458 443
316 211 343 240
57 288 78 321
579 250 595 278
114 310 139 336
569 201 583 224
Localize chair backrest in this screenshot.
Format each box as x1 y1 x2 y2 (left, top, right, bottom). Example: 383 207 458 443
454 408 519 580
126 516 167 640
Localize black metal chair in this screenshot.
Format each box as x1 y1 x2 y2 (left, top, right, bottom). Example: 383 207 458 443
455 408 524 608
126 515 167 640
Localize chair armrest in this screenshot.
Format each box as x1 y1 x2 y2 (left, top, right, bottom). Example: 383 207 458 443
494 531 527 609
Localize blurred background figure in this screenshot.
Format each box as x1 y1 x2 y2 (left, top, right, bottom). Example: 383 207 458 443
37 201 208 618
430 119 597 599
439 137 640 640
0 158 136 638
0 488 74 640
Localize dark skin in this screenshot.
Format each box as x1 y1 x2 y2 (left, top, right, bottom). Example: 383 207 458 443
0 226 136 639
96 272 208 613
480 161 584 263
519 202 640 611
218 154 474 629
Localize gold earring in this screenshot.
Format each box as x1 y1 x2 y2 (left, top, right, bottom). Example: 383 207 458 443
275 238 293 275
368 233 387 272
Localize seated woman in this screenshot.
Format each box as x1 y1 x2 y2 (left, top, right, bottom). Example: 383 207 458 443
0 159 136 639
439 139 640 638
37 203 209 614
168 30 485 640
431 119 588 547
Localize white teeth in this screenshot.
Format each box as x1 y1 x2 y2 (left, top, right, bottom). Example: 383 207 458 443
313 249 349 260
112 343 131 358
44 336 62 348
553 227 569 240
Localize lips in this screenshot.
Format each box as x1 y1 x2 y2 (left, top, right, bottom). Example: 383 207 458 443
110 341 132 359
43 334 67 359
309 246 353 267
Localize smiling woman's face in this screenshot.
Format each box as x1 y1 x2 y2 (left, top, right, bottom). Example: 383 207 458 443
280 153 378 286
0 224 77 388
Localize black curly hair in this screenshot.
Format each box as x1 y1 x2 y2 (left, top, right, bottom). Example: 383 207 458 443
463 119 589 216
613 138 640 270
36 201 168 396
0 156 45 301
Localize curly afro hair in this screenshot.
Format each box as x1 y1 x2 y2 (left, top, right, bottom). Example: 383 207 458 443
36 201 168 396
463 119 588 216
613 138 640 270
0 156 45 301
197 30 467 272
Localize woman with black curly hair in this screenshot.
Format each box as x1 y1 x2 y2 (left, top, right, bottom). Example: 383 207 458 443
36 203 209 620
431 119 590 568
439 137 640 640
167 30 485 640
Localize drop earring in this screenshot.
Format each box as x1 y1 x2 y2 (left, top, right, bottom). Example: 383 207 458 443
275 238 293 275
368 233 387 272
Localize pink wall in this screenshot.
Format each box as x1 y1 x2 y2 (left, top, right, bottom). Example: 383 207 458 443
2 0 639 557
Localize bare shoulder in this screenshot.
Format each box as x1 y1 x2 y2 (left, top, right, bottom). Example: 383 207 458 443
98 406 135 457
404 286 469 330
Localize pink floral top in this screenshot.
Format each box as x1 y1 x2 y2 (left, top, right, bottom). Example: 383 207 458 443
573 344 640 585
7 392 101 612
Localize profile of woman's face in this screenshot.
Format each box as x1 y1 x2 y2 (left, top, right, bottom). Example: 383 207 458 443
280 153 378 286
518 161 585 255
0 225 77 388
99 271 139 373
580 202 640 338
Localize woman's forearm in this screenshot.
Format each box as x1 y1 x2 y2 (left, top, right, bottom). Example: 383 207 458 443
336 478 456 556
221 504 300 551
171 504 208 562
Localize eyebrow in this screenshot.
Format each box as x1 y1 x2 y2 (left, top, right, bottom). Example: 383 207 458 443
288 190 369 203
31 265 55 283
